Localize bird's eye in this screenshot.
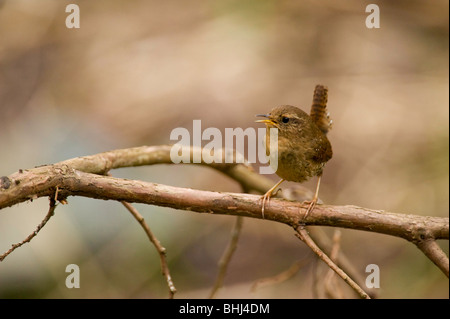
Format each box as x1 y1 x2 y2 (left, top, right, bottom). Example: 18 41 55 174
282 116 289 123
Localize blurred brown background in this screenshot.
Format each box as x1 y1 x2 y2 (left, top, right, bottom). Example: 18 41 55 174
0 0 448 298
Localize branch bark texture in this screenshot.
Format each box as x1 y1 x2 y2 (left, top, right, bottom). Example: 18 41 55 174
1 146 448 276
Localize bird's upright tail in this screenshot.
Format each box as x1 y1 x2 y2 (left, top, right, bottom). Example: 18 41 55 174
310 84 332 135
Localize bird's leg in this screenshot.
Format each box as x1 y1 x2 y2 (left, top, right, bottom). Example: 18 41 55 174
302 175 322 220
261 179 284 219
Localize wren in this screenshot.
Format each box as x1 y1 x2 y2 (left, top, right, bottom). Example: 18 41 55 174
256 85 333 219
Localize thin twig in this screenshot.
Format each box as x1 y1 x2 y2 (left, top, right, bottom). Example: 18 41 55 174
311 256 320 298
209 216 244 298
209 182 250 299
295 225 370 299
0 196 56 262
307 227 378 298
250 260 306 292
415 239 449 278
120 201 177 298
324 230 344 298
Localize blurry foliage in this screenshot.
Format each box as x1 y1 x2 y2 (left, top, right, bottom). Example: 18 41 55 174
0 0 448 298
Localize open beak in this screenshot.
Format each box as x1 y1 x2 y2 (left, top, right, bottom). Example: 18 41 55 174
255 114 278 127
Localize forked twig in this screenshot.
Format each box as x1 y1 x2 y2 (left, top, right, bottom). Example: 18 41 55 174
307 227 378 298
295 225 370 299
1 196 57 262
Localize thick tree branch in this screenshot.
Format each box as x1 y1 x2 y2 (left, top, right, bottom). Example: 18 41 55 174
1 146 448 277
0 145 315 208
1 167 447 240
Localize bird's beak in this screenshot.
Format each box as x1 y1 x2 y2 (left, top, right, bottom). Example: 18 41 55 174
255 114 278 127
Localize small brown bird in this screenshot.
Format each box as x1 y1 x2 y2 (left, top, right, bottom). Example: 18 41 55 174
256 85 333 219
